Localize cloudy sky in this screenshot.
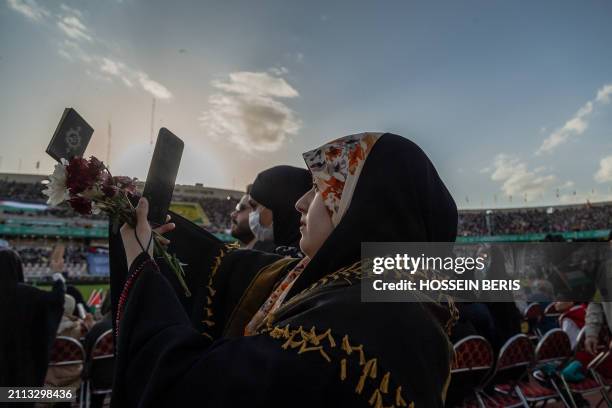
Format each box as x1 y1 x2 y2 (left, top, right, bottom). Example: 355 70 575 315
1 0 611 208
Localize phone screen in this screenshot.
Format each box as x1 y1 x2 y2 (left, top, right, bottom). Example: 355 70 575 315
142 128 184 226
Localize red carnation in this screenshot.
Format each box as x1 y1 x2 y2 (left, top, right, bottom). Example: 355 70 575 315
65 157 96 194
101 173 118 198
68 196 93 215
113 176 136 194
88 156 106 181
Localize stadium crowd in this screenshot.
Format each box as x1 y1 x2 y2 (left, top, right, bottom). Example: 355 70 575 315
458 204 612 236
2 178 611 236
176 195 239 233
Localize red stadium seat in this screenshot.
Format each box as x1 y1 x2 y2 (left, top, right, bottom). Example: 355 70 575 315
47 336 86 406
565 328 612 406
447 335 494 407
483 334 560 406
532 329 574 407
48 335 86 367
544 303 560 318
83 329 114 408
534 328 571 364
522 303 544 340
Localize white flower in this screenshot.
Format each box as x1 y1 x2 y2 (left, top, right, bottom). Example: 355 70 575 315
91 201 102 215
43 159 70 206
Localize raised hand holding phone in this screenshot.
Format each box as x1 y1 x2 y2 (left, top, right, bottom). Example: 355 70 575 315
120 197 176 269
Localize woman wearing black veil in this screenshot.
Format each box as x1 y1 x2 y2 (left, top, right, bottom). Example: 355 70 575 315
0 248 64 389
249 165 311 256
110 132 458 407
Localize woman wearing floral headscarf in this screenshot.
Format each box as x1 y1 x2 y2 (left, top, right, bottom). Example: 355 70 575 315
111 133 458 407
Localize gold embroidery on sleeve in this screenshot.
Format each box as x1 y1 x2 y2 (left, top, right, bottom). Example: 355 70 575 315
264 324 416 408
201 244 237 338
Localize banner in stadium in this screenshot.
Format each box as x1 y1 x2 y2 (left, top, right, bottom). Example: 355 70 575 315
168 202 210 226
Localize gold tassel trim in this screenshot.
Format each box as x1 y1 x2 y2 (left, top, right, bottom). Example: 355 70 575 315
267 324 415 408
342 335 366 365
395 386 408 407
201 244 233 338
380 372 390 393
356 358 377 394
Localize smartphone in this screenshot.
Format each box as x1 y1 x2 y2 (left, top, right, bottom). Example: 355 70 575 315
142 128 184 226
46 108 94 162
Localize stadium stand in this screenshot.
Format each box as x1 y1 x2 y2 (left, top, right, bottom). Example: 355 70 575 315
1 174 609 281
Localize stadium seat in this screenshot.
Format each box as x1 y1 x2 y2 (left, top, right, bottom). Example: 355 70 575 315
47 336 86 406
522 303 544 340
82 329 114 408
532 329 574 407
562 328 612 407
446 335 494 407
488 334 560 406
543 303 559 317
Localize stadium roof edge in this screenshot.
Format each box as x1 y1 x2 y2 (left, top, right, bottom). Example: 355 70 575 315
0 172 48 183
459 200 612 213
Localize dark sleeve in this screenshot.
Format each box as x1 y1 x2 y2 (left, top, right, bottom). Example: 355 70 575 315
10 285 64 387
112 255 340 408
109 210 225 342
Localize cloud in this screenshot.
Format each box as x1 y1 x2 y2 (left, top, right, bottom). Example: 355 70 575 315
200 71 301 153
489 154 557 197
97 57 172 99
595 155 612 183
59 4 82 18
537 83 612 154
87 56 172 99
57 39 92 62
8 1 172 100
269 66 289 76
99 57 132 86
57 15 92 42
137 72 172 99
596 84 612 103
7 0 49 22
211 72 298 98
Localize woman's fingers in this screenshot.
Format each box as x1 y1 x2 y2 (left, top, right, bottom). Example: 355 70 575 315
153 222 176 245
157 237 170 245
136 197 149 225
154 222 176 235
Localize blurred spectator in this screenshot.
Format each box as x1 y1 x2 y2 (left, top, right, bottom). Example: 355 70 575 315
230 194 256 247
0 179 46 202
0 249 64 390
44 294 92 389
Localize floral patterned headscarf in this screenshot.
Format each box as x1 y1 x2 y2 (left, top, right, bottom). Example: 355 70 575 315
302 132 383 226
244 132 383 336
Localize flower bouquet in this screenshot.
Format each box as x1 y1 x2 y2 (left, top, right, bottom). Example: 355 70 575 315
43 156 191 296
